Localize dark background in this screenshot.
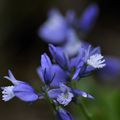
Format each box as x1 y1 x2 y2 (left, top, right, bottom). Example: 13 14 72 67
0 0 120 120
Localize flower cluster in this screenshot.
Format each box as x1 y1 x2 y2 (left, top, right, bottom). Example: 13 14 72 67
1 45 105 119
38 4 120 80
1 4 107 120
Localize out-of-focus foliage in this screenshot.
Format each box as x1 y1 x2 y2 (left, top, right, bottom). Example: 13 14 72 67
73 77 120 120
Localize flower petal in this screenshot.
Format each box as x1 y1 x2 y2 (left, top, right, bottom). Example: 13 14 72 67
13 83 38 102
41 53 52 68
50 65 67 87
79 4 99 32
57 108 73 120
38 9 67 44
48 89 62 99
73 89 94 99
4 70 24 85
49 44 69 70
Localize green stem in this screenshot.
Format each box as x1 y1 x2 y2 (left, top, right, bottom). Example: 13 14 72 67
44 91 57 112
72 79 93 120
78 102 93 120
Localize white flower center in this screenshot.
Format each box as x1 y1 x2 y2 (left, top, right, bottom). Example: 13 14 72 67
2 86 15 102
87 54 106 68
57 92 74 106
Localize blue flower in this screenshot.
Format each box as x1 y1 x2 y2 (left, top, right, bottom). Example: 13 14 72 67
98 56 120 80
38 9 68 44
70 44 106 80
48 84 93 106
38 4 99 45
49 43 105 80
37 53 67 86
79 4 99 32
1 70 38 102
63 29 82 57
83 44 105 68
57 108 73 120
49 44 70 70
48 84 74 106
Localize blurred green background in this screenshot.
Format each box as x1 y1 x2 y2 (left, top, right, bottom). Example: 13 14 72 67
0 0 120 120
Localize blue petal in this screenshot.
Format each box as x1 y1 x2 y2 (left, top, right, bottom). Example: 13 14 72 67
70 53 83 68
37 66 54 85
72 68 81 80
40 53 55 84
49 44 69 70
41 53 52 69
57 108 73 120
70 54 85 80
90 46 101 56
73 89 94 99
50 65 67 87
82 43 101 60
79 4 99 32
13 83 38 102
48 89 62 99
37 67 45 83
38 9 68 44
4 70 24 85
59 83 70 92
83 66 95 76
63 29 81 57
38 53 67 85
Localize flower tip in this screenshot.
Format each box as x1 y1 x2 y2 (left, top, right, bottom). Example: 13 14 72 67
48 44 54 48
8 69 13 76
3 70 16 82
88 94 94 100
87 3 99 15
41 53 48 60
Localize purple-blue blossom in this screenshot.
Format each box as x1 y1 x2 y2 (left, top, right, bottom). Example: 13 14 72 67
38 8 68 44
57 108 73 120
79 4 99 32
63 29 82 57
48 84 94 106
0 4 109 120
38 4 99 45
49 44 70 70
1 70 39 102
49 43 106 80
37 53 67 87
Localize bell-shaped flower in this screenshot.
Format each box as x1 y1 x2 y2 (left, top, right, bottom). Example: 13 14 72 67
48 84 74 106
57 108 73 120
38 9 68 44
49 44 70 70
85 45 106 69
37 53 67 87
38 4 99 45
49 44 85 80
1 70 39 102
72 44 106 79
48 84 93 106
